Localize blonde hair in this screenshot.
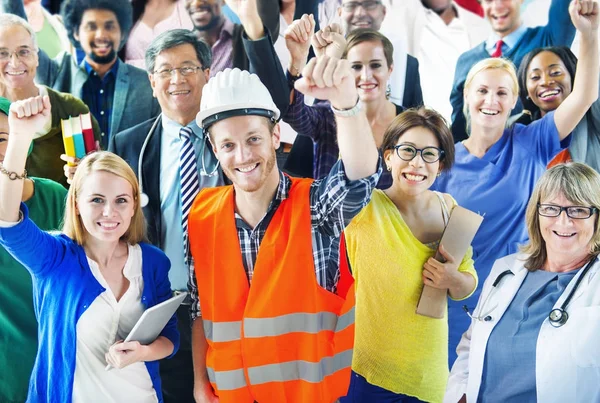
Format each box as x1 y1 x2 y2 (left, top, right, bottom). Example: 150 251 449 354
63 151 147 245
462 58 519 133
521 163 600 270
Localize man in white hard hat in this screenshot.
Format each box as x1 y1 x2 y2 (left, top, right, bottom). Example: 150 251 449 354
187 59 380 403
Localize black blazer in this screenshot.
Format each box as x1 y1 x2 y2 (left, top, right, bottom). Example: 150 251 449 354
404 55 424 109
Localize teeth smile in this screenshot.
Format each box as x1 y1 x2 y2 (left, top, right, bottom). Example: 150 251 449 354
403 173 426 182
237 164 258 173
480 109 499 115
554 231 575 237
170 90 190 95
540 90 560 98
6 71 25 76
98 222 118 229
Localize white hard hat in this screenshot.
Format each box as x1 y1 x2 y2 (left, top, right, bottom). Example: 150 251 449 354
196 68 280 129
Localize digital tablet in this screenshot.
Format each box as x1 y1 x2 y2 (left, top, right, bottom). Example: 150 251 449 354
125 292 187 345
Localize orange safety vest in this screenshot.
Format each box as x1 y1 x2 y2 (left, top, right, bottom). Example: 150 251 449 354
188 177 355 403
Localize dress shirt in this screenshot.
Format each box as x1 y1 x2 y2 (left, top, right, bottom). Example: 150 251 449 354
210 18 235 77
485 24 528 55
159 115 204 291
189 159 383 318
72 244 158 403
82 59 119 141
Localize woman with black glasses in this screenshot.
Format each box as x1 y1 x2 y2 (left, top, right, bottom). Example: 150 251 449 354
446 162 600 403
341 108 478 403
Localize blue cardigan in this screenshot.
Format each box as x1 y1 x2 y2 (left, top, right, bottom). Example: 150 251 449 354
0 204 179 403
449 0 576 142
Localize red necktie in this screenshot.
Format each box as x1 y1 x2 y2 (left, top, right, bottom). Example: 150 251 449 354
491 40 504 58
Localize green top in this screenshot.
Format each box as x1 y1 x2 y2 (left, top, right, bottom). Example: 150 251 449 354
36 15 63 59
0 177 67 403
26 87 101 187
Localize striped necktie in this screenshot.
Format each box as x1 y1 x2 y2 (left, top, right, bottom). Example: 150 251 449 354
179 126 200 264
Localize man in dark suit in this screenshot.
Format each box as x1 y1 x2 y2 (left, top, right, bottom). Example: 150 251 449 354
108 4 289 402
3 0 161 149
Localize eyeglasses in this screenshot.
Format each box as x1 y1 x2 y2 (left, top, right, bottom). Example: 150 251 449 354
341 1 382 12
0 47 35 61
537 204 598 219
154 65 204 79
392 144 444 164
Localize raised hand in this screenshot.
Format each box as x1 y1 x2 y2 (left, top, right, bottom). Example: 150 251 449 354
8 96 51 142
225 0 263 39
294 55 358 110
570 0 599 37
284 14 315 75
311 23 346 59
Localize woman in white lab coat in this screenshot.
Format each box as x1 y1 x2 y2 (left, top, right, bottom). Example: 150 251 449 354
445 162 600 403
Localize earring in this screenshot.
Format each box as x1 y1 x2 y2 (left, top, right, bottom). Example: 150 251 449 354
386 83 391 100
387 165 392 172
436 172 441 177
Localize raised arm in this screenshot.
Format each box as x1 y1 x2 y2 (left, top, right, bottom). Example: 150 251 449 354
295 56 378 180
544 0 577 45
554 0 599 140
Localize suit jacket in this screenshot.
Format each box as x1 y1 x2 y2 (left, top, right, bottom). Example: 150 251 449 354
109 116 224 247
404 55 424 109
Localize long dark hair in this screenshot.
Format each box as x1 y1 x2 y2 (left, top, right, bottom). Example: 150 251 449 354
516 46 578 123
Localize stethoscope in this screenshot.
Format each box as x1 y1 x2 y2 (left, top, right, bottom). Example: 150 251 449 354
463 255 597 328
137 114 220 207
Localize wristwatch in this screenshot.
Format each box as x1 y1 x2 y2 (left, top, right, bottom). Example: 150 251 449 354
330 97 362 117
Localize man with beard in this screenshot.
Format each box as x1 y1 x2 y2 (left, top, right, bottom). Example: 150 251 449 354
185 0 281 76
188 58 380 402
448 0 575 142
337 0 423 109
2 0 160 149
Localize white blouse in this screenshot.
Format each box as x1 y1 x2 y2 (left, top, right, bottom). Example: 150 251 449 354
72 244 158 403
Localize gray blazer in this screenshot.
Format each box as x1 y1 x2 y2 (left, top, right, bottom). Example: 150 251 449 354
35 52 160 149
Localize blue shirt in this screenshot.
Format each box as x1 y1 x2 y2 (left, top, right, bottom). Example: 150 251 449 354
485 24 528 55
432 111 569 364
478 269 578 402
0 204 179 403
159 115 222 291
82 59 119 147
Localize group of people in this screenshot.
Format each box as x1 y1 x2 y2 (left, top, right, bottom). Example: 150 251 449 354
0 0 600 402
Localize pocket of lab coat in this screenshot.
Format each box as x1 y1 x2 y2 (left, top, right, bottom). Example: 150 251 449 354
569 306 600 368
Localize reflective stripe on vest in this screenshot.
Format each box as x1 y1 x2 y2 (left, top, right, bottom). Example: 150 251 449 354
207 349 353 389
203 308 355 343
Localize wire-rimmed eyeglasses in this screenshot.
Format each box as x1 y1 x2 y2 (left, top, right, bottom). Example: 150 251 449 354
537 204 598 219
391 144 445 164
153 65 205 79
341 1 382 12
0 47 35 61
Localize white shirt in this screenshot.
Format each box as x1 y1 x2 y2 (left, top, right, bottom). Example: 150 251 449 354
72 244 158 403
445 253 600 403
381 0 490 121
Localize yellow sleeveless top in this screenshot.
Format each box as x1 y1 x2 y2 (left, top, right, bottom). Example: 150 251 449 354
345 189 477 403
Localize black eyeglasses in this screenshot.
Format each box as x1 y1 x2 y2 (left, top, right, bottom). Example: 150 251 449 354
537 204 598 219
341 1 382 12
392 144 444 164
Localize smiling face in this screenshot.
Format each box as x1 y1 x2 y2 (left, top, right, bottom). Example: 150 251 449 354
185 0 223 31
149 43 208 126
384 126 442 197
481 0 522 36
209 115 279 193
465 68 517 131
346 40 392 103
76 170 135 244
540 192 597 263
526 51 572 116
0 25 38 91
74 9 121 65
339 0 386 34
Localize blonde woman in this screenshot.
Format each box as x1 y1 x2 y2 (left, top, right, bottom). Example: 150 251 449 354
0 96 178 402
432 0 599 363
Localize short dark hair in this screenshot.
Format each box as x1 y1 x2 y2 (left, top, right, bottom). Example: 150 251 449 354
517 46 578 119
61 0 133 50
381 107 455 172
342 28 394 69
145 29 212 73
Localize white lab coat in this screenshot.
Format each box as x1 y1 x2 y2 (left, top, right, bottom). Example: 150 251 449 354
444 252 600 403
